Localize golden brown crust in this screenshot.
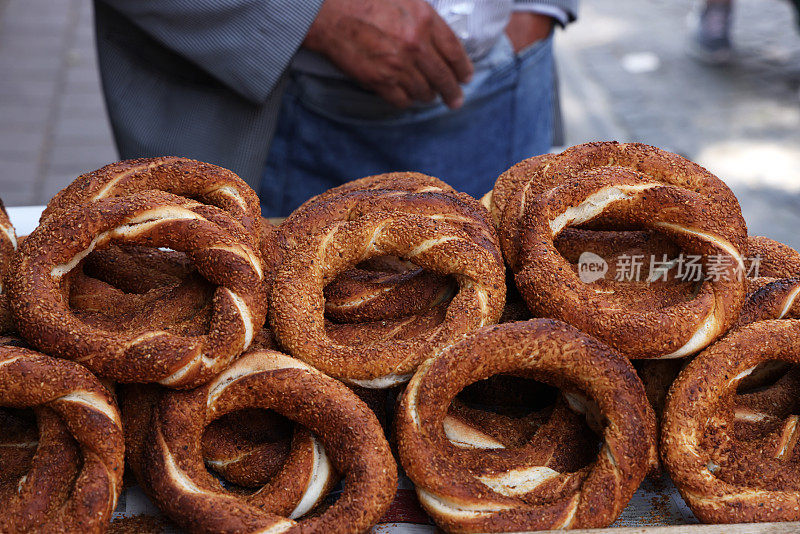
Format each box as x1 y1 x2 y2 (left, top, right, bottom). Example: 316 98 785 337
281 188 500 263
489 153 554 228
395 319 656 532
515 167 747 359
9 191 268 388
290 171 454 217
136 349 397 533
277 172 497 325
0 199 18 334
0 346 124 533
662 319 800 523
747 236 800 279
738 277 800 326
42 156 263 246
735 237 800 326
270 212 506 387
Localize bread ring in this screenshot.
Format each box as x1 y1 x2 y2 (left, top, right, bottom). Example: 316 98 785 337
0 200 18 333
42 157 263 244
498 142 744 270
120 382 340 520
270 211 505 388
738 277 800 326
278 174 497 324
515 168 747 359
396 319 655 532
662 319 800 523
0 346 124 533
9 191 267 388
135 349 396 533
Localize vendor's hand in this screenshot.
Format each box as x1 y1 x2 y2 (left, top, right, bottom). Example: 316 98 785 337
303 0 474 109
505 12 554 54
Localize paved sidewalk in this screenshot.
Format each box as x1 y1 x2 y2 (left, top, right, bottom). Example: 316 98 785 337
0 0 115 207
557 0 800 248
0 0 798 250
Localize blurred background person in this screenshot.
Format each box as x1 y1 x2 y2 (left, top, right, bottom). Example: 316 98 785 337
689 0 735 64
689 0 800 65
93 0 578 216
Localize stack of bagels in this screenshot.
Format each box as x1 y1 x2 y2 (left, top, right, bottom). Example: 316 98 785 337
0 142 798 534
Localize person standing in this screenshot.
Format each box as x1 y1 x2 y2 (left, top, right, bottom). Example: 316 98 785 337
94 0 577 215
689 0 800 65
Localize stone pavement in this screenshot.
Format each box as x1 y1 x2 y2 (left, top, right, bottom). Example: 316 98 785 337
557 0 800 248
0 0 115 207
0 0 798 248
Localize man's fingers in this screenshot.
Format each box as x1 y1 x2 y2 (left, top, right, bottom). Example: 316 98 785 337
430 16 474 83
374 84 414 109
401 69 437 103
416 46 464 109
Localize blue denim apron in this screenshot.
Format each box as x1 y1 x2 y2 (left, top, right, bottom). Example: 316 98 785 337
261 34 554 216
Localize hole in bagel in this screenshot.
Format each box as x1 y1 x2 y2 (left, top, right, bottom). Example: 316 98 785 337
445 375 600 475
703 361 800 490
457 375 558 417
736 361 796 395
0 408 38 489
322 255 458 343
0 407 83 504
201 408 295 491
732 362 800 441
200 407 342 518
66 243 216 336
555 228 702 310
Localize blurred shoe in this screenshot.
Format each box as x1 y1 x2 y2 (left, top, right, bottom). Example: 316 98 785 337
688 1 734 65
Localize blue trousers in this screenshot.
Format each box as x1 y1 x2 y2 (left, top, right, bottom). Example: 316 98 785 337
261 34 554 217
